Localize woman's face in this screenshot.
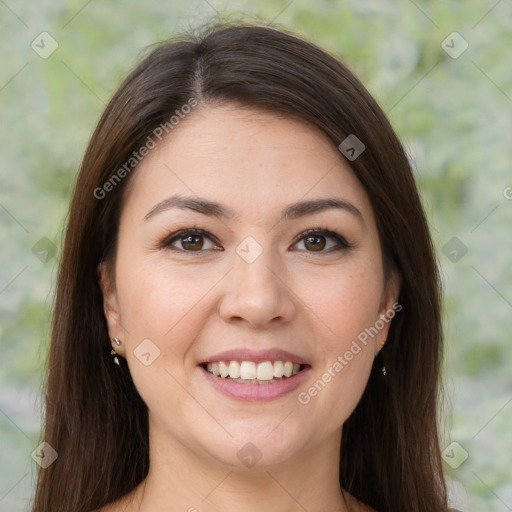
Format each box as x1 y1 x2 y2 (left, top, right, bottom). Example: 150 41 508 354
100 104 399 469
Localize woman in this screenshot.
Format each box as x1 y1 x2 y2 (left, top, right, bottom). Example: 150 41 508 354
32 22 452 512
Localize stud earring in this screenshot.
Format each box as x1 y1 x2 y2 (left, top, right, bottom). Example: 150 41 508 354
110 349 120 366
111 338 121 366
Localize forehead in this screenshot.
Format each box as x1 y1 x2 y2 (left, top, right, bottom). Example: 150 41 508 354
121 105 374 224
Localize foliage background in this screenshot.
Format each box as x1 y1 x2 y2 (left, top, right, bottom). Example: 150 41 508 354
0 1 511 510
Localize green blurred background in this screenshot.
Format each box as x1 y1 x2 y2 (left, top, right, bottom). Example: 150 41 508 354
1 1 511 510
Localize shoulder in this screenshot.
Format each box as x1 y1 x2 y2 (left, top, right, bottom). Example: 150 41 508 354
90 499 131 512
90 489 140 512
90 506 124 512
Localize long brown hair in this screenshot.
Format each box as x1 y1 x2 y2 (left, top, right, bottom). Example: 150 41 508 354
32 22 448 512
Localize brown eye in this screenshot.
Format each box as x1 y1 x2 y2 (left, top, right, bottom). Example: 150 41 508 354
161 228 220 253
303 234 327 251
294 228 353 253
180 234 204 251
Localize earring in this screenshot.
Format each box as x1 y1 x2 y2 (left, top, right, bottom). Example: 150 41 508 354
111 338 121 366
375 345 387 376
110 349 120 365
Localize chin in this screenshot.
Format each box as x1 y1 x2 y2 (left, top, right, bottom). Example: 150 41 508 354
198 421 309 470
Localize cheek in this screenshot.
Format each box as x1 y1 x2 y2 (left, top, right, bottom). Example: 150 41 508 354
296 264 382 426
113 257 214 422
115 254 218 341
304 261 384 348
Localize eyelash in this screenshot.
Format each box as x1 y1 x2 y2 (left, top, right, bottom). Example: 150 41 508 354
158 226 354 255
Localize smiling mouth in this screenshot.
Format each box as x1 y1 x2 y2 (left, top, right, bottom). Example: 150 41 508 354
200 360 308 384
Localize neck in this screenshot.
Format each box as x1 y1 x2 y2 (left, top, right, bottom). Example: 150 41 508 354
128 420 351 512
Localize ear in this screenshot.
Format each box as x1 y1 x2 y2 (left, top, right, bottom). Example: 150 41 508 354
375 268 402 353
97 261 124 354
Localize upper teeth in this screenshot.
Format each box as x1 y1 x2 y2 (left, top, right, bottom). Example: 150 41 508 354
206 361 301 380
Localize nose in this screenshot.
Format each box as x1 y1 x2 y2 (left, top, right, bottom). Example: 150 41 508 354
218 245 296 329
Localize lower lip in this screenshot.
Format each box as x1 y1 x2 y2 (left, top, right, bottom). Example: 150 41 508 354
199 366 311 402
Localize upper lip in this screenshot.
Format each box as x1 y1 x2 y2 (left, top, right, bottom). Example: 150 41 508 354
200 348 310 366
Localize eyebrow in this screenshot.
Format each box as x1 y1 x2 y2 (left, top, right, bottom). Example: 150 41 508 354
143 194 365 226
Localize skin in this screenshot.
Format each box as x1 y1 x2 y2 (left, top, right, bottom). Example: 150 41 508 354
98 104 400 512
